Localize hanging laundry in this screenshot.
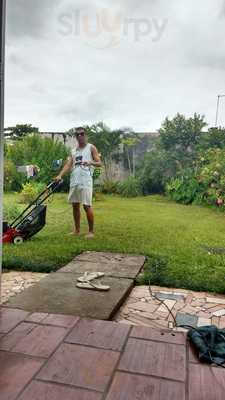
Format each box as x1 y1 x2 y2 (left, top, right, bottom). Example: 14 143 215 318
17 165 40 178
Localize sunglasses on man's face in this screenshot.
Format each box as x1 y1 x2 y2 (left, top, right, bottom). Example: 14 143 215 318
76 131 85 137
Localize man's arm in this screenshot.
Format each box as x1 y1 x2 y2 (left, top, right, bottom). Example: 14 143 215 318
55 156 73 180
90 145 102 167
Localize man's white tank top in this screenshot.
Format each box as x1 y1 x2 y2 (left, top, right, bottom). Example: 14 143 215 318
70 143 94 189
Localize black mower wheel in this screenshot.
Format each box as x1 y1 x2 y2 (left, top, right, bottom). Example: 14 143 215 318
13 236 24 245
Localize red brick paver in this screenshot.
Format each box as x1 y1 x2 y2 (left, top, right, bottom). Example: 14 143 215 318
0 351 44 400
0 307 225 400
17 381 102 400
37 343 119 392
65 318 130 350
106 372 185 400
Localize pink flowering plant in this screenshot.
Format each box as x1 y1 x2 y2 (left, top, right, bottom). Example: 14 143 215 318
167 148 225 209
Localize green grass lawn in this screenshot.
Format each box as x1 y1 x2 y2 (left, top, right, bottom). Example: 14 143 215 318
3 193 225 293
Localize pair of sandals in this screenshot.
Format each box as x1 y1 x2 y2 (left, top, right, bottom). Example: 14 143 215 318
76 272 110 291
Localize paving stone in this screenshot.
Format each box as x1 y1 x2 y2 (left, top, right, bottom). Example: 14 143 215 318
106 371 185 400
185 293 193 304
129 301 158 313
0 351 44 400
206 304 225 313
138 311 164 320
65 318 130 351
2 323 68 357
173 301 186 311
197 311 212 318
2 272 47 304
75 251 145 267
204 303 220 309
124 315 159 327
119 338 186 381
25 312 49 323
206 297 225 305
130 325 186 345
197 318 211 327
37 343 119 392
219 316 225 328
212 309 225 317
0 322 36 351
176 313 198 328
155 292 184 301
58 259 144 279
38 314 79 328
18 380 102 400
173 291 188 296
126 314 169 328
118 319 137 326
189 363 225 400
181 305 199 315
4 273 133 320
212 316 220 326
0 308 29 333
157 299 176 313
191 299 206 307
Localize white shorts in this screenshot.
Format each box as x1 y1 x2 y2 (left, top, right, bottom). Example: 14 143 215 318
68 186 93 206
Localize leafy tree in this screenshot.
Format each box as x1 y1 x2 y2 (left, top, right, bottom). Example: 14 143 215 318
198 127 225 150
138 114 207 195
121 128 139 176
159 113 207 166
85 122 122 180
4 124 39 140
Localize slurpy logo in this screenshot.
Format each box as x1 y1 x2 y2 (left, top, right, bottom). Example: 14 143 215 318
58 8 168 49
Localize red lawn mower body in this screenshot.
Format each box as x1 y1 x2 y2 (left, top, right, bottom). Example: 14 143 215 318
2 181 62 245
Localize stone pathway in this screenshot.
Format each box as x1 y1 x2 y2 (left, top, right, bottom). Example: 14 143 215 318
1 271 47 305
1 306 225 400
115 285 225 330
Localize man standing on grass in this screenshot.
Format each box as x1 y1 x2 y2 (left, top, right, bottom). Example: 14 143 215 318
55 127 101 238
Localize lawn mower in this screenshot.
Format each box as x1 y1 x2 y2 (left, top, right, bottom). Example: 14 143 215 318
3 180 63 245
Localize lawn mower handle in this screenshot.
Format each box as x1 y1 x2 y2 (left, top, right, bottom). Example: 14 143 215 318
10 180 63 228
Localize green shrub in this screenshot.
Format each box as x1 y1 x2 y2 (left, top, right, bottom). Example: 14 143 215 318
20 182 46 204
100 180 119 194
166 149 225 209
118 176 142 198
6 134 69 187
166 170 202 205
4 159 22 192
3 204 21 222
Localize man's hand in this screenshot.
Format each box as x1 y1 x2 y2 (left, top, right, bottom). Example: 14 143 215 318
82 161 91 167
54 175 62 182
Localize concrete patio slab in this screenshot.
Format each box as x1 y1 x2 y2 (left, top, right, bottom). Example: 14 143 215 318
58 259 144 279
58 252 145 279
4 273 133 319
75 251 145 268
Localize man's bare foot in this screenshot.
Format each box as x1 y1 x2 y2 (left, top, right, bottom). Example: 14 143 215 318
85 232 95 239
69 231 80 236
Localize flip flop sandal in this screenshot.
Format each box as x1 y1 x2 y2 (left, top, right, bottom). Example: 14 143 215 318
77 272 105 283
76 281 110 291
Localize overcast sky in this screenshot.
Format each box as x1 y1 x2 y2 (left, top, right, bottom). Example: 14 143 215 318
5 0 225 132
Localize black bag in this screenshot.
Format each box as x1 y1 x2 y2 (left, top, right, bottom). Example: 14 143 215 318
188 325 225 365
